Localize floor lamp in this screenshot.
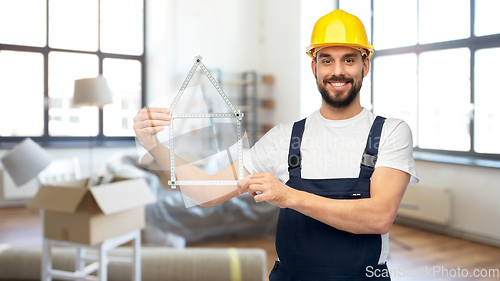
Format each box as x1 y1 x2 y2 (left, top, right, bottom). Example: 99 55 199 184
73 75 113 178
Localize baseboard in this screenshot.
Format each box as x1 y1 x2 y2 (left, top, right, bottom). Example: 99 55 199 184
394 216 500 248
0 199 29 208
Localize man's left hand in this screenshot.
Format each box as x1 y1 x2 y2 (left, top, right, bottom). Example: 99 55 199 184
237 173 295 208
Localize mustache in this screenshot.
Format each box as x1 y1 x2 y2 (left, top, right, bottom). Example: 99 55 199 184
323 76 354 84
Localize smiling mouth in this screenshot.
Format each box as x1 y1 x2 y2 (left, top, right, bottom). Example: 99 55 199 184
329 82 348 87
328 81 350 89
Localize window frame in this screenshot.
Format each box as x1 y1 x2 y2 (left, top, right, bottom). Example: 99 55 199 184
0 0 146 147
369 0 500 162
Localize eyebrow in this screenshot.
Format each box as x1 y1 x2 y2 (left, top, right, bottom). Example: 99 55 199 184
318 53 332 59
342 53 358 59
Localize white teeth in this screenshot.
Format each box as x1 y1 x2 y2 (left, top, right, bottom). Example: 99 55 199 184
330 82 346 87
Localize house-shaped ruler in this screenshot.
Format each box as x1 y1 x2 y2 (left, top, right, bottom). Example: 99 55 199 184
167 56 244 189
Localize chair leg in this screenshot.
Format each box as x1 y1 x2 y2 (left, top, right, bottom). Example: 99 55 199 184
98 245 108 281
132 230 141 281
42 239 52 281
76 246 86 273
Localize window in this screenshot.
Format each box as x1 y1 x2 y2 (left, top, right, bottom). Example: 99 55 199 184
0 0 145 144
341 0 500 160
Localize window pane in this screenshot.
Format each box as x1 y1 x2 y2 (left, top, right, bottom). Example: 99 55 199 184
100 0 144 55
339 0 372 44
0 51 44 136
475 0 500 36
418 48 471 151
373 0 417 50
0 0 46 47
48 52 99 136
474 48 500 154
373 53 417 146
49 0 98 51
419 0 470 44
103 59 142 136
360 64 372 110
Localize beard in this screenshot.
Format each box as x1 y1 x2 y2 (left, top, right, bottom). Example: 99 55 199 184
317 71 363 108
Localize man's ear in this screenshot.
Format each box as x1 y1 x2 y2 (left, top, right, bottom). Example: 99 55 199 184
311 59 317 78
362 58 370 78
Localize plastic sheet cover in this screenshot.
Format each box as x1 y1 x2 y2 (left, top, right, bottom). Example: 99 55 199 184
101 152 279 246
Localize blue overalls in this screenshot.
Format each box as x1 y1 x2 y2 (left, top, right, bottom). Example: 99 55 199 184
269 116 391 281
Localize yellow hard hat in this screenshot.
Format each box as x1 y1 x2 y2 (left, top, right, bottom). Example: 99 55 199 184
306 9 373 59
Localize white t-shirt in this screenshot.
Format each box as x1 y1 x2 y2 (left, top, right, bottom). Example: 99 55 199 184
243 108 419 185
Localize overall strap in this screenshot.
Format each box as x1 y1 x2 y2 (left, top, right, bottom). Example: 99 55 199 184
287 118 306 179
359 116 387 180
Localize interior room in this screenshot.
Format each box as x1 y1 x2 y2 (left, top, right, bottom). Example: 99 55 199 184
0 0 499 280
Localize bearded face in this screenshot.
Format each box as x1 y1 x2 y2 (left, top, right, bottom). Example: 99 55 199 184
316 69 364 108
313 47 367 109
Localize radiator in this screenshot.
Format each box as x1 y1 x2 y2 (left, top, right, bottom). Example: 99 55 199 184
397 184 452 225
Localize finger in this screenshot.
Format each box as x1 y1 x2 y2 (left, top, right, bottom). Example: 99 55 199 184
239 178 263 194
146 108 171 121
144 107 170 114
243 177 267 187
247 183 264 196
237 174 253 188
254 193 266 203
135 111 170 124
238 174 254 194
137 120 170 130
137 108 170 118
142 112 171 121
139 126 165 135
239 183 249 194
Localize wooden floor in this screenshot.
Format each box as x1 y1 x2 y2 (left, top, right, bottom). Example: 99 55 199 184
1 207 500 280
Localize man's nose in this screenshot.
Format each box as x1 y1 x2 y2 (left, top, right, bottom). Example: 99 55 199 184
330 62 345 77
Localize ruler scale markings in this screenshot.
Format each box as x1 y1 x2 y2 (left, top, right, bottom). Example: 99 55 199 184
168 180 238 186
169 119 176 188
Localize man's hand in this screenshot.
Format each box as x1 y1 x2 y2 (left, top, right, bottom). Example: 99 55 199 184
238 173 296 208
133 107 171 151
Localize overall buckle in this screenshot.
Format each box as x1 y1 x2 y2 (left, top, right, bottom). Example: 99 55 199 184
361 153 377 168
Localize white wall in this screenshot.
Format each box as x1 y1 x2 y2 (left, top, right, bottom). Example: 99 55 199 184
409 160 500 245
145 0 172 104
171 0 262 74
261 0 302 124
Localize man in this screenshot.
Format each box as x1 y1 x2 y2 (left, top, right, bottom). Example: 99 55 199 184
134 9 418 280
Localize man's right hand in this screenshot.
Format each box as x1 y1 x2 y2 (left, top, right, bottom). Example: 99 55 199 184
133 107 171 151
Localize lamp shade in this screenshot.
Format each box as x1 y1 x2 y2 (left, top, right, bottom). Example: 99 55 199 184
1 138 54 187
73 76 113 107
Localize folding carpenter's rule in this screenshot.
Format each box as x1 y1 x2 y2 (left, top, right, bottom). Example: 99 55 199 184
168 56 244 189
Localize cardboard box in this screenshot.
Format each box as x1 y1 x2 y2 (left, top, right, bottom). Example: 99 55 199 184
28 178 156 245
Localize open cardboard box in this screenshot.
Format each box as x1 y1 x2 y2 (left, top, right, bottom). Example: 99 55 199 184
28 177 156 245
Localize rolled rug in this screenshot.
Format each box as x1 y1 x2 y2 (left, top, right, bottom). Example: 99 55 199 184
0 245 266 281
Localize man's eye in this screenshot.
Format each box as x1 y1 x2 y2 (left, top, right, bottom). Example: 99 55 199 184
323 60 331 64
345 59 354 63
